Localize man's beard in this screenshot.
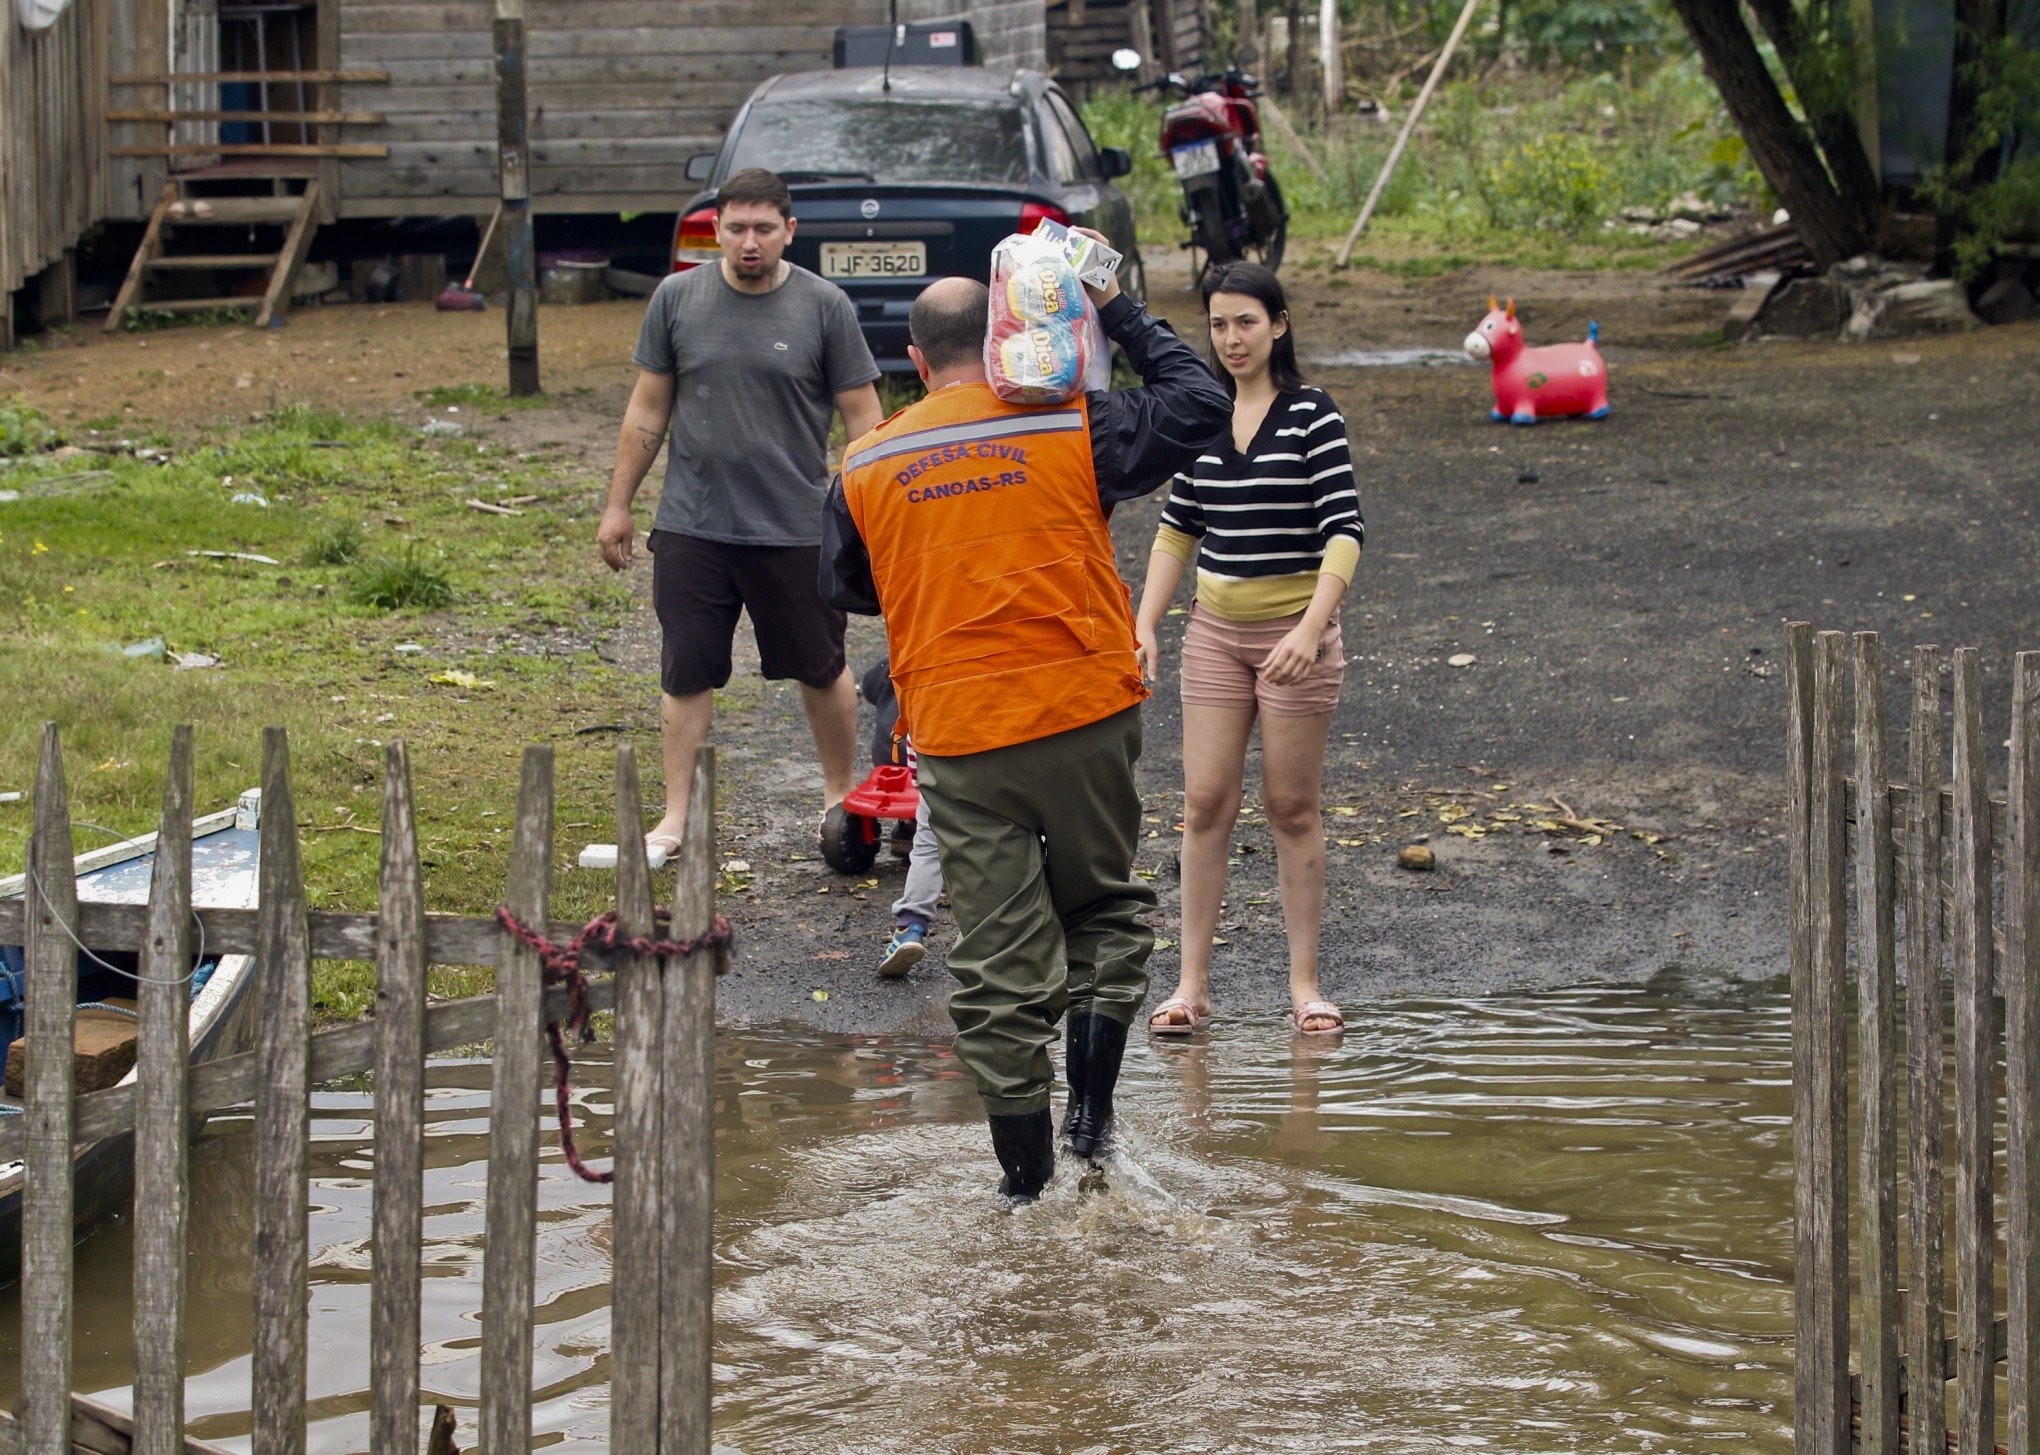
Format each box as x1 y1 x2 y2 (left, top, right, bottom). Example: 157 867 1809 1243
731 254 774 279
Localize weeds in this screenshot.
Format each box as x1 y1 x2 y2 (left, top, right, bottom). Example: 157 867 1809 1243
349 542 455 610
305 518 365 566
0 402 58 456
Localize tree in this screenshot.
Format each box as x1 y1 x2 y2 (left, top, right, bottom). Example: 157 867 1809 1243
1665 0 1870 267
1740 0 1884 233
1936 0 2012 269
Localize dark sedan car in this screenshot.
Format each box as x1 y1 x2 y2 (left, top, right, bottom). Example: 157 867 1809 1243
673 65 1145 372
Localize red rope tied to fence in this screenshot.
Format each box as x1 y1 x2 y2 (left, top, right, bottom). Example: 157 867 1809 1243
495 903 733 1184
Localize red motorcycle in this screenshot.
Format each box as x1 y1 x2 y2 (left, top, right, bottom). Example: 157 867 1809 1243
1123 56 1288 283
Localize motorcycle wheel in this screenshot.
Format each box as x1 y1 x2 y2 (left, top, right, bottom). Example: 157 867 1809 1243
1245 174 1288 274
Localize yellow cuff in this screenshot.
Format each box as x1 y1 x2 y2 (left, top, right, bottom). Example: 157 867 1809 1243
1320 534 1361 585
1153 524 1200 566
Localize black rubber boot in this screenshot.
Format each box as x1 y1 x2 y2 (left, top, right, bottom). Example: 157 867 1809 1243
988 1109 1055 1201
1060 1011 1128 1160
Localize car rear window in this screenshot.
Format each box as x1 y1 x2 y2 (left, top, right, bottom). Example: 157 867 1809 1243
729 98 1030 185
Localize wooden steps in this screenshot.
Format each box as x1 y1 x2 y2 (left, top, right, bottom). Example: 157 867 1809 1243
106 180 321 331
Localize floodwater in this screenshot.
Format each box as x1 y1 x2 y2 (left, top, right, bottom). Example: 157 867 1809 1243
1 980 1795 1453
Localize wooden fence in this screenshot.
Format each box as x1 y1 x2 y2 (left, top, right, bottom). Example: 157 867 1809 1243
0 723 725 1454
1787 626 2039 1455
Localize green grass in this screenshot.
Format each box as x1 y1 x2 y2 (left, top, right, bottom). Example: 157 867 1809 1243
1082 57 1764 273
1 404 649 1022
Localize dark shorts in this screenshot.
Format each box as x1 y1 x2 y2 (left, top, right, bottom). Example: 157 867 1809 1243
649 530 847 697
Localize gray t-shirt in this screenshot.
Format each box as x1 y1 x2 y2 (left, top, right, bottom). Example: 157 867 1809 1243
632 263 880 547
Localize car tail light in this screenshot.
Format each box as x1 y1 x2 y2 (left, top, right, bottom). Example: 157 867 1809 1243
672 206 719 272
1018 200 1070 234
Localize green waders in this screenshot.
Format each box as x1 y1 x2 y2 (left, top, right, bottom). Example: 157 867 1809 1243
913 706 1156 1117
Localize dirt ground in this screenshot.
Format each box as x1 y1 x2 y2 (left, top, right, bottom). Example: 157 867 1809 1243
10 253 2039 1035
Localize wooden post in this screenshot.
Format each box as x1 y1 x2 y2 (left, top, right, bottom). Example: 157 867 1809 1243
370 743 428 1455
1284 0 1303 100
2007 651 2039 1455
253 727 313 1455
1333 0 1486 264
493 0 539 396
1950 648 1996 1455
1906 645 1948 1455
478 747 552 1453
1854 634 1900 1455
660 747 717 1452
133 726 195 1455
1787 625 1821 1455
22 724 78 1455
610 745 665 1450
1806 630 1851 1455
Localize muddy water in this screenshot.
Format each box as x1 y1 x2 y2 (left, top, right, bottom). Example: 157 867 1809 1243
1 981 1794 1453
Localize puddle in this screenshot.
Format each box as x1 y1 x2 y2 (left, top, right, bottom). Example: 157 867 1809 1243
0 983 1794 1452
1307 346 1473 368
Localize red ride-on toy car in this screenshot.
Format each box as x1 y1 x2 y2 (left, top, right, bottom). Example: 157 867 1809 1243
821 659 923 874
821 762 920 874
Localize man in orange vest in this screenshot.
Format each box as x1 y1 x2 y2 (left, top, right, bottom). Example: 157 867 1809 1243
822 254 1229 1199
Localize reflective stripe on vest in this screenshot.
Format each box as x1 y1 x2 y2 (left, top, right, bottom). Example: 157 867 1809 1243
841 384 1147 757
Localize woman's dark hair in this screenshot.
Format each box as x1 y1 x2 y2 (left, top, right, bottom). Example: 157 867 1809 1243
1201 261 1308 396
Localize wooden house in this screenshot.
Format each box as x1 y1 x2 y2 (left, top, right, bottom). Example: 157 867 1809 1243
1047 0 1205 96
2 0 1045 341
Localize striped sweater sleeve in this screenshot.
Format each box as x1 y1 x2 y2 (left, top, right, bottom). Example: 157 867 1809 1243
1157 470 1205 537
1303 397 1364 550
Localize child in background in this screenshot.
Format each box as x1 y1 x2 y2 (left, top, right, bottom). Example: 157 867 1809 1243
858 659 943 977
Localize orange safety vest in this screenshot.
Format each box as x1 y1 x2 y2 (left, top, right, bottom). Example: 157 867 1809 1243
840 382 1148 757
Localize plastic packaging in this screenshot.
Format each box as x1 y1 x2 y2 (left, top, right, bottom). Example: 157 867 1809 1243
1029 217 1123 291
985 225 1116 405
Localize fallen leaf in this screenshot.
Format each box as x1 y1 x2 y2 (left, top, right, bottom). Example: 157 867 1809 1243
1447 653 1477 668
1152 937 1176 951
1329 806 1358 817
1398 808 1421 818
1398 844 1436 871
811 989 830 1002
1337 837 1363 846
722 858 752 873
430 669 494 690
858 878 879 889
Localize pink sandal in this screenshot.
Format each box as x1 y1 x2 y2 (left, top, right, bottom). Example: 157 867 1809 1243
1293 1000 1345 1036
1147 996 1210 1036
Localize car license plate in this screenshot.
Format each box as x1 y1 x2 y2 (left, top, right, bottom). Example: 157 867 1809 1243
1171 141 1220 179
820 241 927 279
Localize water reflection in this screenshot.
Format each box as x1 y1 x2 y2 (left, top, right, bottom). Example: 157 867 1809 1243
0 981 1794 1453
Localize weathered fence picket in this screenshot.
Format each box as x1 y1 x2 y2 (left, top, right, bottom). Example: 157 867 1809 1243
0 725 726 1454
1795 627 2039 1455
2008 653 2039 1455
1854 632 1900 1455
1904 644 1947 1455
252 728 313 1455
479 747 553 1455
132 726 194 1455
369 742 427 1455
610 745 664 1450
24 725 80 1454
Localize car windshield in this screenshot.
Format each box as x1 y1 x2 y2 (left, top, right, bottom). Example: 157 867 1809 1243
729 97 1031 185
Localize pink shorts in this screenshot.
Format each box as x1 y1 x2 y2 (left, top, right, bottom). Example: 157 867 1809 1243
1179 604 1345 716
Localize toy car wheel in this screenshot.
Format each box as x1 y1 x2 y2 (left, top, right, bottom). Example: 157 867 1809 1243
821 803 880 874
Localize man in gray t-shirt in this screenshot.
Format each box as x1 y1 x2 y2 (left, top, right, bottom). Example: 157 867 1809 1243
600 167 882 859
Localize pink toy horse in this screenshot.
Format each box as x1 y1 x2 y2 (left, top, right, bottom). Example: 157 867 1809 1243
1463 296 1610 426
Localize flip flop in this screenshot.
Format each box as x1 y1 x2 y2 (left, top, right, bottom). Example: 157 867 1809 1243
1147 996 1210 1036
644 833 682 869
1293 999 1345 1036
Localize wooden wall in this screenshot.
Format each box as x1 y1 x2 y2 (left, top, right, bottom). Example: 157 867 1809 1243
335 0 1050 218
1047 0 1206 94
1 0 111 323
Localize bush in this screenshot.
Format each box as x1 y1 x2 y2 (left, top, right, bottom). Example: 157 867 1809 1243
349 543 454 610
305 519 365 566
1477 133 1614 235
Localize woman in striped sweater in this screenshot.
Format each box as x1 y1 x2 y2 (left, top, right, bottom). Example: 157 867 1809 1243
1132 263 1362 1037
